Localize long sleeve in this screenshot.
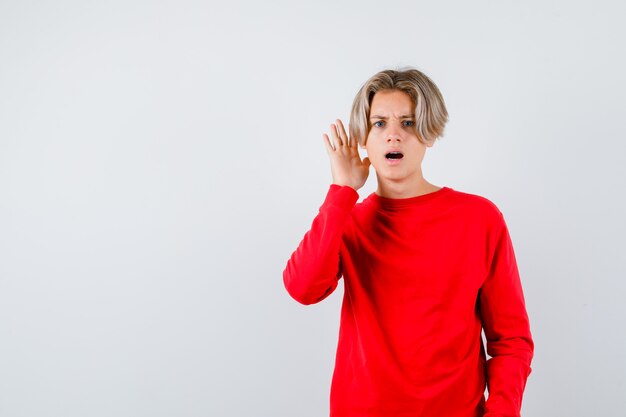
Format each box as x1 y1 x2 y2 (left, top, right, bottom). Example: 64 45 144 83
480 213 534 417
283 185 359 305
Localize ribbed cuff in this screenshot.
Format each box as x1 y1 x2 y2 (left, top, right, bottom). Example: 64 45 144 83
322 184 359 210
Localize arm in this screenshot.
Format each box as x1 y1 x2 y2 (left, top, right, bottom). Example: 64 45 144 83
283 119 369 305
480 213 534 417
283 185 358 304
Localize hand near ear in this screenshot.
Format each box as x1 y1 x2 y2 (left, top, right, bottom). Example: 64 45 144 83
322 119 371 191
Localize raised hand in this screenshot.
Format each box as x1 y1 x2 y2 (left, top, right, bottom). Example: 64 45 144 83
322 119 371 191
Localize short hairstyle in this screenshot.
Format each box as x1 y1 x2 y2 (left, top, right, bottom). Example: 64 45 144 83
349 68 449 146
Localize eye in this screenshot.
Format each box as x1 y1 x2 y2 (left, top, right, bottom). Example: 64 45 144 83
372 120 385 128
402 120 415 127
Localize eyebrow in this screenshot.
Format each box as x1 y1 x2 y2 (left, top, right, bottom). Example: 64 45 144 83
370 114 415 119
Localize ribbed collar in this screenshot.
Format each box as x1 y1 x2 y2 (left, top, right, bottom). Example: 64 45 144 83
365 186 453 211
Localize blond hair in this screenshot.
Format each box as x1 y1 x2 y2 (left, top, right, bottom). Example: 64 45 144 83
349 68 449 146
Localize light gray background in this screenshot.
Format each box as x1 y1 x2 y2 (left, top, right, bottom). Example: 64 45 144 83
1 0 624 416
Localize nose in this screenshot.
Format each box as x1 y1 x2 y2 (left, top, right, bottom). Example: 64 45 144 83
385 123 402 143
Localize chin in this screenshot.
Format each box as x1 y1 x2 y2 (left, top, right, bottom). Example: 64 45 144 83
376 171 407 182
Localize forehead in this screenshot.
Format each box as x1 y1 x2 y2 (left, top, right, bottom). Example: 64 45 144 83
370 90 414 116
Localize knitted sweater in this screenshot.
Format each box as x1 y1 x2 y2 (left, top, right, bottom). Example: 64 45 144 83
283 185 534 417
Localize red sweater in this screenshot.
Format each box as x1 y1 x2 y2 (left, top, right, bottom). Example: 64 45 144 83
283 185 533 417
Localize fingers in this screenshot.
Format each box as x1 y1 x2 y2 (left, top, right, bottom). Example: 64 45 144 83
322 133 335 153
330 123 344 148
336 119 352 148
324 119 352 153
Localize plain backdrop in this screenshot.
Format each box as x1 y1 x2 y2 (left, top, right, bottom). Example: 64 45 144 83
1 1 625 416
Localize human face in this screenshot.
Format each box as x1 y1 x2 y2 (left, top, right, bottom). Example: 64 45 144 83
364 89 432 186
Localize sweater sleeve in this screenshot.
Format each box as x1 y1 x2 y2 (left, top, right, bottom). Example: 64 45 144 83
480 213 534 417
282 185 359 305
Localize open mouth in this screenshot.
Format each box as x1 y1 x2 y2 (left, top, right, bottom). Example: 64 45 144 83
385 152 404 160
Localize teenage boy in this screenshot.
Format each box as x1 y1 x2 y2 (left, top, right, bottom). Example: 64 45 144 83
283 68 534 417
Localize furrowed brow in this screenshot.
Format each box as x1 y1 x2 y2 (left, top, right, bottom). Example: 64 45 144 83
369 114 415 119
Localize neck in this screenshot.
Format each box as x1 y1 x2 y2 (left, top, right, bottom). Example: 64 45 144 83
375 174 440 199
